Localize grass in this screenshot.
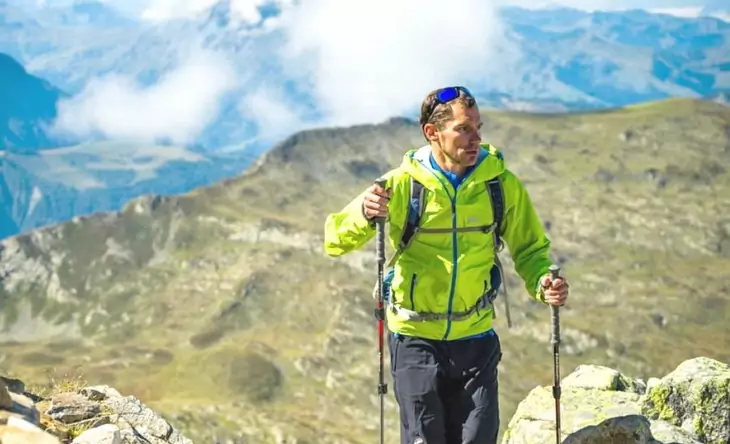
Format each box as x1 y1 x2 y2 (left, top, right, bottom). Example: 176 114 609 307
0 98 729 443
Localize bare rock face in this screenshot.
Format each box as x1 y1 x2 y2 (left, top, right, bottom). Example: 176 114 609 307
501 357 728 444
0 375 192 444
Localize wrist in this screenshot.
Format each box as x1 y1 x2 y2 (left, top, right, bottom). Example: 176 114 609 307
362 202 376 226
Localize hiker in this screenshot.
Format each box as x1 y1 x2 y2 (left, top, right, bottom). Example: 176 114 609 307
323 86 569 444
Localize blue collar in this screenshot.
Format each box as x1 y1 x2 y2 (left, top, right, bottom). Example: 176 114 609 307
429 153 475 189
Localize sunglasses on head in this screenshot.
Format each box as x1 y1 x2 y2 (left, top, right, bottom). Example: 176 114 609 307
422 86 474 124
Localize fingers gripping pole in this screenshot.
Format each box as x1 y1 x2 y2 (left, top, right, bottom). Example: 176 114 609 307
374 178 387 444
548 264 562 444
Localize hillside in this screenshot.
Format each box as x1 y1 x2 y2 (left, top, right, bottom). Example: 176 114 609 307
1 98 729 443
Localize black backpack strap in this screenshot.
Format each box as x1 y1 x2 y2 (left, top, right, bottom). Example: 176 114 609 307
486 177 505 253
398 177 426 252
486 175 512 327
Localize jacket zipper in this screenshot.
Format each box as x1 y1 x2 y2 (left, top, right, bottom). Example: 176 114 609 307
409 273 418 311
421 159 478 340
442 196 458 340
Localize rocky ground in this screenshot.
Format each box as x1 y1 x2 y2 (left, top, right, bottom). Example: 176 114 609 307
0 375 192 444
3 355 727 443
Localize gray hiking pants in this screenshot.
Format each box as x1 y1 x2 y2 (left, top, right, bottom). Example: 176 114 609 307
388 329 502 444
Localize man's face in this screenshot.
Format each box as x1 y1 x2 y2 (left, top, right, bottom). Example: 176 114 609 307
428 102 483 167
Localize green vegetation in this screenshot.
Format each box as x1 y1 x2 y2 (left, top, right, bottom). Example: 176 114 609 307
0 98 728 443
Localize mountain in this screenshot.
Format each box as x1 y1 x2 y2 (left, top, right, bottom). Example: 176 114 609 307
0 52 68 152
1 97 728 443
0 52 260 240
1 3 729 152
0 140 259 239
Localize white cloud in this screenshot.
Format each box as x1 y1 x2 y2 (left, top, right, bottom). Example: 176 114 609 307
276 0 505 128
501 0 718 13
238 86 312 144
51 50 237 145
41 0 725 148
140 0 277 23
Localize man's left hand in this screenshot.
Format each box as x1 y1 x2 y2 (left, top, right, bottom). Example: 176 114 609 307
539 274 569 306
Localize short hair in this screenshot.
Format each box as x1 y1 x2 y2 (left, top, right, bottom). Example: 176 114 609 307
419 88 477 131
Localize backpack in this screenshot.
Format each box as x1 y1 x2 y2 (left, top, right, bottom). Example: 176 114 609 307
379 174 513 327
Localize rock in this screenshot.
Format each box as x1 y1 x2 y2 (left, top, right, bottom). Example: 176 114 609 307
78 386 122 402
1 375 193 444
46 392 101 424
0 379 13 409
73 384 193 444
0 378 40 425
0 416 61 444
71 423 122 444
561 364 640 393
501 356 728 444
501 384 648 444
104 397 193 444
641 357 730 444
0 376 26 395
650 419 703 444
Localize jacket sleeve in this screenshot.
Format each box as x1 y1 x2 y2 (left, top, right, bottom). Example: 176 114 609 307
499 170 554 302
323 187 377 257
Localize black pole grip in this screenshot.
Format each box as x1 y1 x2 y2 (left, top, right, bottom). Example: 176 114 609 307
548 264 561 345
374 178 387 267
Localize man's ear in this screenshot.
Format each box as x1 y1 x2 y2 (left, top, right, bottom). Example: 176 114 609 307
422 123 439 142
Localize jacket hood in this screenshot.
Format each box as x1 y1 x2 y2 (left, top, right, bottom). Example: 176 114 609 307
399 143 506 191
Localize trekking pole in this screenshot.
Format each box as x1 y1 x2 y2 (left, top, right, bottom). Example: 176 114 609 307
373 177 388 444
548 264 562 444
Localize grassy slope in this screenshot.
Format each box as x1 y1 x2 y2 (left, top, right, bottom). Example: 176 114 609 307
0 98 728 443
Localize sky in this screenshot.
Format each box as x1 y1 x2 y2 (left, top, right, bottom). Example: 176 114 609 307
27 0 726 147
40 0 720 20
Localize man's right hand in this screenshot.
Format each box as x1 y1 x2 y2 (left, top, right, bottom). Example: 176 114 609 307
362 182 391 220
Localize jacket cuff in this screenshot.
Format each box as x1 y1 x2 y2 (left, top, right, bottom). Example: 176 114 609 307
535 278 548 303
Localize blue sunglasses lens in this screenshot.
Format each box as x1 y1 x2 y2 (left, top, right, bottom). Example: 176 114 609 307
436 87 460 103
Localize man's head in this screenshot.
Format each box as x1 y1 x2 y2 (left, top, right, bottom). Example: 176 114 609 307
419 86 482 172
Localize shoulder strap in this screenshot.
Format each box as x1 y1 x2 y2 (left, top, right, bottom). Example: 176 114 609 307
486 177 505 252
398 176 426 252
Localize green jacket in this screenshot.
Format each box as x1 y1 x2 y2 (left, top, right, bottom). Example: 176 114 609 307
323 143 553 340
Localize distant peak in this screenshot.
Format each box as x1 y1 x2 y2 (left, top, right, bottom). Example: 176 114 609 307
0 52 26 75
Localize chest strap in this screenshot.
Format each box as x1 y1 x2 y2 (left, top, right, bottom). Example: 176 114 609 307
389 286 498 322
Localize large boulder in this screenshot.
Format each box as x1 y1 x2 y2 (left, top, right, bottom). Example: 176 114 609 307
641 357 730 444
502 357 728 444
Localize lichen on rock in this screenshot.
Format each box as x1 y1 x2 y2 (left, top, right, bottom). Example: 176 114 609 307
502 356 728 444
640 357 730 444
